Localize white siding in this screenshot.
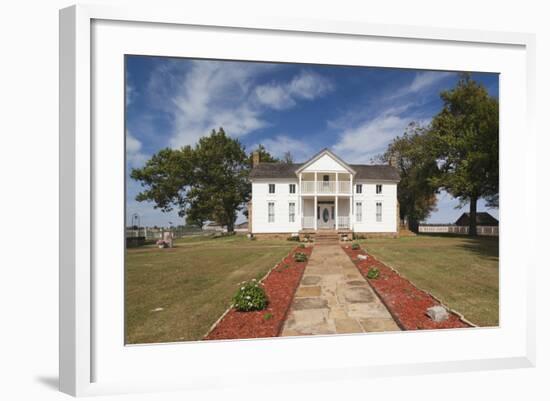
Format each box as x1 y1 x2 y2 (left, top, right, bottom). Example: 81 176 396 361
351 181 398 233
251 179 300 233
302 154 349 173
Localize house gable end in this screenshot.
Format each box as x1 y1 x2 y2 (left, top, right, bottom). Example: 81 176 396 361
296 149 355 174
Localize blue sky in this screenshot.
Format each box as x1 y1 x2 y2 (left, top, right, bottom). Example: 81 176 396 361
125 55 499 227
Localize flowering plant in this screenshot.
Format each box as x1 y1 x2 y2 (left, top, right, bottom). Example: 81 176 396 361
294 252 308 262
233 279 268 311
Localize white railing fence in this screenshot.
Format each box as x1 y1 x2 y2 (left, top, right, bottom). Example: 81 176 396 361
418 225 499 237
126 227 205 240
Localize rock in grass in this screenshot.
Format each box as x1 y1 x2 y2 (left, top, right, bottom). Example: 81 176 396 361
426 305 449 322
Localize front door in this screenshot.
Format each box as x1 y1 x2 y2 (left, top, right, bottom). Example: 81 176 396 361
317 204 335 229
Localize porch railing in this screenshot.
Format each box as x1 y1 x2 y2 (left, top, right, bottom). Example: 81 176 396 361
300 180 352 194
302 216 315 229
337 216 350 230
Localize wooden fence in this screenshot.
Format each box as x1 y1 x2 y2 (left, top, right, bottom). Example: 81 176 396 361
418 225 499 236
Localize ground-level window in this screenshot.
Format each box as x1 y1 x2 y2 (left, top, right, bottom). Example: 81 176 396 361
289 184 296 194
376 184 383 194
289 202 295 222
356 184 362 194
356 202 362 222
376 202 382 222
268 202 275 222
268 184 275 194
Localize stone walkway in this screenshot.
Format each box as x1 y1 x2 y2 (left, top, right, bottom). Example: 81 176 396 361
281 245 400 336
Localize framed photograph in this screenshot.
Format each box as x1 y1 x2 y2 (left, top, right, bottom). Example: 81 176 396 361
59 4 536 396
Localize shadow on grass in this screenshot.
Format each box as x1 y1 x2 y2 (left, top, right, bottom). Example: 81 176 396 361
417 233 499 261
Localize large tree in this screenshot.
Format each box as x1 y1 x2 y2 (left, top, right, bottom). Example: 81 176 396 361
131 128 250 232
382 122 440 232
430 73 499 236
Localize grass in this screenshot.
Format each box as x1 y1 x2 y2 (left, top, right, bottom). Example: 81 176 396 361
360 234 499 327
125 234 293 344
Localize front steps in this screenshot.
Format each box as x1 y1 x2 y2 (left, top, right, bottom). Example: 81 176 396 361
303 230 342 245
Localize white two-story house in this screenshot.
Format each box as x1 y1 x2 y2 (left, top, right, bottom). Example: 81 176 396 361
249 149 400 237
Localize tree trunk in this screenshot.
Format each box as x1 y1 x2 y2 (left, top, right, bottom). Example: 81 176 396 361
226 221 234 233
409 219 419 234
468 195 478 236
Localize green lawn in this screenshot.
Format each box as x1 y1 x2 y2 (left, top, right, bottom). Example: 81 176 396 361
125 235 293 344
360 234 499 327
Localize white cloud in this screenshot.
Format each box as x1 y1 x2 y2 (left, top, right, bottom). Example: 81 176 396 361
254 84 295 110
126 131 148 167
390 71 454 99
254 70 333 110
332 114 411 163
145 62 334 148
251 135 314 162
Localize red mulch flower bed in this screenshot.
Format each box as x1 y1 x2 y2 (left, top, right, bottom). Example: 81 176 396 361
204 246 313 340
342 245 471 330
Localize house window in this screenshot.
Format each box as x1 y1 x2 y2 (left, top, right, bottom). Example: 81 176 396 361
268 202 275 222
268 184 275 194
376 202 382 222
356 184 362 194
356 202 362 222
331 206 335 220
289 184 296 194
289 202 295 222
323 175 329 188
376 184 383 194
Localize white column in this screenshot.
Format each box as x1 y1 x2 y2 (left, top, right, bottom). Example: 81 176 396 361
314 172 317 195
314 195 318 231
336 172 339 195
335 196 339 230
298 173 302 216
349 195 353 230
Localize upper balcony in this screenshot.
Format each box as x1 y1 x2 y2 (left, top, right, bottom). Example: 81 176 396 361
300 180 351 195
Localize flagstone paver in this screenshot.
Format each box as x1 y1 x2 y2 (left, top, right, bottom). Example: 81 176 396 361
281 245 400 336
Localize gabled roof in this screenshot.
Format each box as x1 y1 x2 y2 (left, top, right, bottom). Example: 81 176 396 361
351 165 400 181
249 163 303 179
295 148 356 175
249 162 400 181
455 212 499 226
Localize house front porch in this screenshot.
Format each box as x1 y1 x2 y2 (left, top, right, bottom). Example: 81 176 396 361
300 196 352 231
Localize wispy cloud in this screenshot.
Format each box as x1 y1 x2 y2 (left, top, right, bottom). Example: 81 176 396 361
126 130 148 167
254 70 333 110
145 61 333 148
251 135 314 162
332 113 411 163
390 71 453 99
330 72 448 163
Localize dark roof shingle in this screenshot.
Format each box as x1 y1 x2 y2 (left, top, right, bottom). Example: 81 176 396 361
249 163 400 181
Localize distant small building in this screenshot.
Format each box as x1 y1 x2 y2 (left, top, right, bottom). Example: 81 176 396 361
455 212 499 227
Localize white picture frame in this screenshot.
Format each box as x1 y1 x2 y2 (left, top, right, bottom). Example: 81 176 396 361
59 4 536 397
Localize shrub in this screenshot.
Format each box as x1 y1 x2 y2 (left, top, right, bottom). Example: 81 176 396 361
294 252 308 262
351 243 360 250
233 280 268 311
263 312 273 321
298 243 306 249
287 235 300 242
367 268 380 279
